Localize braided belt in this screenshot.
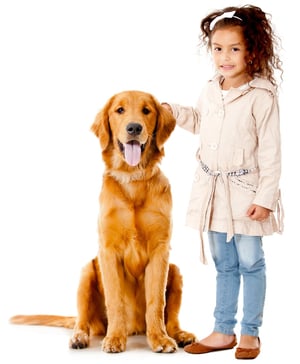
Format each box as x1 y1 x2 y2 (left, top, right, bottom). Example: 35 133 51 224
200 160 257 177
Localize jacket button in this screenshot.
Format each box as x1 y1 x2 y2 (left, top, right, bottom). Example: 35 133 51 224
209 143 218 150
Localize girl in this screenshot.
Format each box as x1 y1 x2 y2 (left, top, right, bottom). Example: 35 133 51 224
162 4 283 360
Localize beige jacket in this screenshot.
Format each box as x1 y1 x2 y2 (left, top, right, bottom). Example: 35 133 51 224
170 75 283 263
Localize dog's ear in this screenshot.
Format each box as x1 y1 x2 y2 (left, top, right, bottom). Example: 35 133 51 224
91 103 112 151
155 102 176 150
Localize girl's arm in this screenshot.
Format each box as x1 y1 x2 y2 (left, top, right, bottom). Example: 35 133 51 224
253 91 281 211
161 102 201 135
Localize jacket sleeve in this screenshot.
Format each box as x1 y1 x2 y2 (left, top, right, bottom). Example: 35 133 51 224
169 103 201 135
252 90 281 211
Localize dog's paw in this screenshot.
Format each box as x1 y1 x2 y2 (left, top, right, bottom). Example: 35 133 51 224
69 330 89 349
101 335 127 353
172 330 197 348
148 334 177 353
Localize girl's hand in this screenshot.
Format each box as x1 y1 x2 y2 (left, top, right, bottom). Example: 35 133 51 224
247 204 271 221
161 103 172 114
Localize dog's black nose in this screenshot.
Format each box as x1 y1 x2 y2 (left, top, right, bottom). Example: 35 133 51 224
126 123 143 136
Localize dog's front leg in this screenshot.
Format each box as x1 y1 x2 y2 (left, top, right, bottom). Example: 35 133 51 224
145 249 177 353
99 248 127 353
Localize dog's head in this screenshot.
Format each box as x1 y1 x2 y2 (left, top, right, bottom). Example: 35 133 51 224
91 90 176 170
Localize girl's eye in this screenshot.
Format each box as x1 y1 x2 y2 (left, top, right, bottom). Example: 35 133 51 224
142 107 150 115
214 47 222 52
232 47 240 52
116 107 124 114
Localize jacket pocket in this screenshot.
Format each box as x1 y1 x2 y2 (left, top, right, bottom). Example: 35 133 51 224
232 148 244 167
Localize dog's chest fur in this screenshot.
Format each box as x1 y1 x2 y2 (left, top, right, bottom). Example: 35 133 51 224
99 170 172 279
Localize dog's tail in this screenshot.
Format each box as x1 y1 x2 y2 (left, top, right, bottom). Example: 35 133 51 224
10 315 76 329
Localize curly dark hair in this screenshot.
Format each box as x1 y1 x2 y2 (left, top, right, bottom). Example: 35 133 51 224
199 4 283 87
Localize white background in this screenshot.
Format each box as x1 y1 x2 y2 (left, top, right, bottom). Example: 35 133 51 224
0 0 298 363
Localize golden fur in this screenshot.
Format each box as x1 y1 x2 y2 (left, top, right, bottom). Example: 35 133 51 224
10 90 196 353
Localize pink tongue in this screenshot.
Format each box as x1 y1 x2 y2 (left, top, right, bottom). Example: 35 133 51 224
124 141 141 166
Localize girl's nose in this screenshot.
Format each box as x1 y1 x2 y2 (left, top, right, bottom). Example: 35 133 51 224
222 51 231 61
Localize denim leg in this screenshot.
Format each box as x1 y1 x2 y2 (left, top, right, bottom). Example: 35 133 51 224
235 234 266 337
208 231 240 335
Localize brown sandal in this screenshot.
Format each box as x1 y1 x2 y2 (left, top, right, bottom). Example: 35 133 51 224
184 335 237 354
235 337 261 359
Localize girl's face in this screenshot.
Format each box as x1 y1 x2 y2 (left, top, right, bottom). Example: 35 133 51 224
211 26 251 89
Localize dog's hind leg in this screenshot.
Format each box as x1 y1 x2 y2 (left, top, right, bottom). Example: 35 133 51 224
70 257 107 349
164 264 197 347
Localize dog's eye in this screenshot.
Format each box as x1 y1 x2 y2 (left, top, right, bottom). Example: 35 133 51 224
116 107 125 114
142 107 150 115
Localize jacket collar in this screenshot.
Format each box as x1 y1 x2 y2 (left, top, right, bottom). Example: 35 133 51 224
210 74 276 96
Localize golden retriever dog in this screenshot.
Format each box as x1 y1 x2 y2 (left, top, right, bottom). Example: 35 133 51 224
10 90 196 353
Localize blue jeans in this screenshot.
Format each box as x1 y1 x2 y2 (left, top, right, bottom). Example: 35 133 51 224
208 231 266 337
